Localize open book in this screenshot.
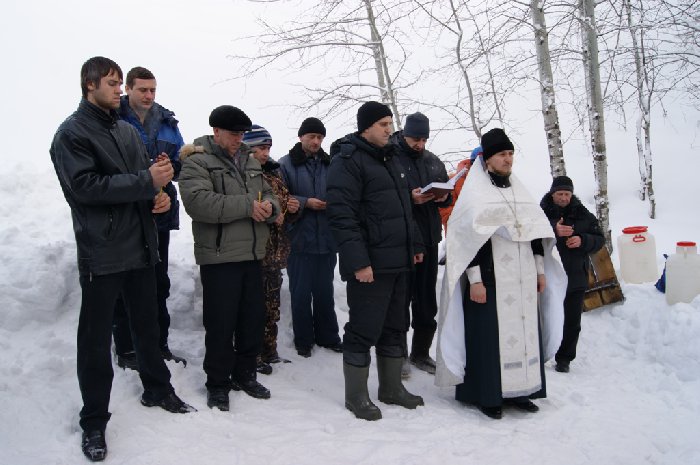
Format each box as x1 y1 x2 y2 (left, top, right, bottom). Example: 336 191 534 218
419 167 467 196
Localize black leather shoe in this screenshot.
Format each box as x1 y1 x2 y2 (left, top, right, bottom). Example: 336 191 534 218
506 397 540 413
231 378 271 399
81 430 107 462
116 352 138 371
256 360 273 375
479 406 503 419
161 346 188 367
297 347 312 358
409 354 437 374
555 361 570 373
320 342 343 353
264 353 291 364
141 391 197 413
207 389 230 411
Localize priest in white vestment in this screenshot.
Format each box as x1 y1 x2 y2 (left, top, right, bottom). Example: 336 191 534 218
435 128 567 419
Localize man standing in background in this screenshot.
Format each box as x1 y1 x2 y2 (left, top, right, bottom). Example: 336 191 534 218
391 112 450 376
113 66 186 369
279 118 342 358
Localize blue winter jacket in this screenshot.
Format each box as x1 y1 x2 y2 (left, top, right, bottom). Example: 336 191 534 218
119 96 184 231
278 142 337 255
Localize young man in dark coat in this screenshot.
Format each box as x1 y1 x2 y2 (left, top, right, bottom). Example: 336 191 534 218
327 101 425 421
50 56 194 462
278 118 342 357
391 112 451 375
113 66 187 369
540 175 605 373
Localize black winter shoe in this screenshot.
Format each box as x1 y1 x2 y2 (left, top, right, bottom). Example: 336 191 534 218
343 362 382 421
81 430 107 462
377 356 424 409
555 361 570 373
161 346 188 367
479 406 503 419
116 352 138 371
207 389 230 411
505 397 539 413
141 391 197 413
297 347 312 358
409 354 437 375
320 342 343 353
264 353 291 364
256 360 273 375
231 378 271 399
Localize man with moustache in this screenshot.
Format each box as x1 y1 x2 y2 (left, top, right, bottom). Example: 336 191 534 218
279 118 342 358
50 56 195 462
327 101 425 421
435 128 566 420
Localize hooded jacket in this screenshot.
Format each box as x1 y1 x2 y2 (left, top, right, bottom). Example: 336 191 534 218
390 131 451 246
50 99 160 277
540 193 605 291
119 97 184 232
327 133 421 280
278 142 336 255
178 136 279 265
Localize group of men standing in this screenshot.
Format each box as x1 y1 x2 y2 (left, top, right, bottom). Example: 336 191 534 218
51 55 604 462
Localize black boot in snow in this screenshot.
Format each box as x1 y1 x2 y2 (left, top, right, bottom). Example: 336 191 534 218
161 346 187 367
81 430 107 462
344 362 381 421
231 377 271 399
377 356 424 409
116 351 138 371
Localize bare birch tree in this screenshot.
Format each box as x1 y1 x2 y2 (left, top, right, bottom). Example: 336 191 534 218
530 0 566 177
231 0 414 127
580 0 612 249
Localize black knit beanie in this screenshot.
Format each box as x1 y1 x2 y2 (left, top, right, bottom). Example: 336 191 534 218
357 101 393 133
550 175 574 193
209 105 252 132
298 117 326 137
403 112 430 139
481 128 514 160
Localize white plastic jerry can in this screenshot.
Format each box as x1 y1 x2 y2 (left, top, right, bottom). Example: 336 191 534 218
617 226 658 284
666 241 700 305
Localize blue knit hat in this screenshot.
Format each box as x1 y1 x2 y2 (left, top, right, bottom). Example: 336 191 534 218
243 124 272 147
470 145 483 162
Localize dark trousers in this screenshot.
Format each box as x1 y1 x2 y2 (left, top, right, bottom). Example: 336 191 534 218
287 253 340 350
556 289 586 363
200 261 266 390
406 244 439 356
113 230 171 353
77 267 172 432
343 272 408 366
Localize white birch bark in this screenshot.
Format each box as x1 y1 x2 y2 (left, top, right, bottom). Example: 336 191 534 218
580 0 612 250
530 0 566 177
623 0 656 218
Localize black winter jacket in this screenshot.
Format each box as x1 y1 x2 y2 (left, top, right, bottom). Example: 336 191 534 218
390 131 451 247
50 99 160 277
327 133 421 280
540 193 605 291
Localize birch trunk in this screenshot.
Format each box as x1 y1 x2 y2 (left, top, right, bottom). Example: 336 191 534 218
364 0 401 130
624 0 656 218
449 0 481 139
580 0 612 250
530 0 566 177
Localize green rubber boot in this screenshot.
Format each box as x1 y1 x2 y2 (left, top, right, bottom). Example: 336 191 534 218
343 362 382 421
377 356 424 409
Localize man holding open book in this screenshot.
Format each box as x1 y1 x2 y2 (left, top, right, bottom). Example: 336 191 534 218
391 112 451 375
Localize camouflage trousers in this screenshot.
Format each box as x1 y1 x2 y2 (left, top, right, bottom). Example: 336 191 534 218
260 267 283 362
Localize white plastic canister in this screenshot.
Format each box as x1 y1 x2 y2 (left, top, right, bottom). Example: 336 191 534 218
617 226 658 283
666 241 700 305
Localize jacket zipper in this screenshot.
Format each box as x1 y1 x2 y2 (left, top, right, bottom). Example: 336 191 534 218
216 172 225 255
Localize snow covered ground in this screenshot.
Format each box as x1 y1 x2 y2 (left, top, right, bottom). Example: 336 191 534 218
1 154 699 465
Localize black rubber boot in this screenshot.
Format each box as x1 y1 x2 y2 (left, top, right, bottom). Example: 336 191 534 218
343 362 382 421
377 356 424 409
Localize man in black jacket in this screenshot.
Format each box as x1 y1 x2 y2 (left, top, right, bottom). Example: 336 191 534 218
540 176 605 373
50 56 194 462
391 112 450 375
327 101 424 421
